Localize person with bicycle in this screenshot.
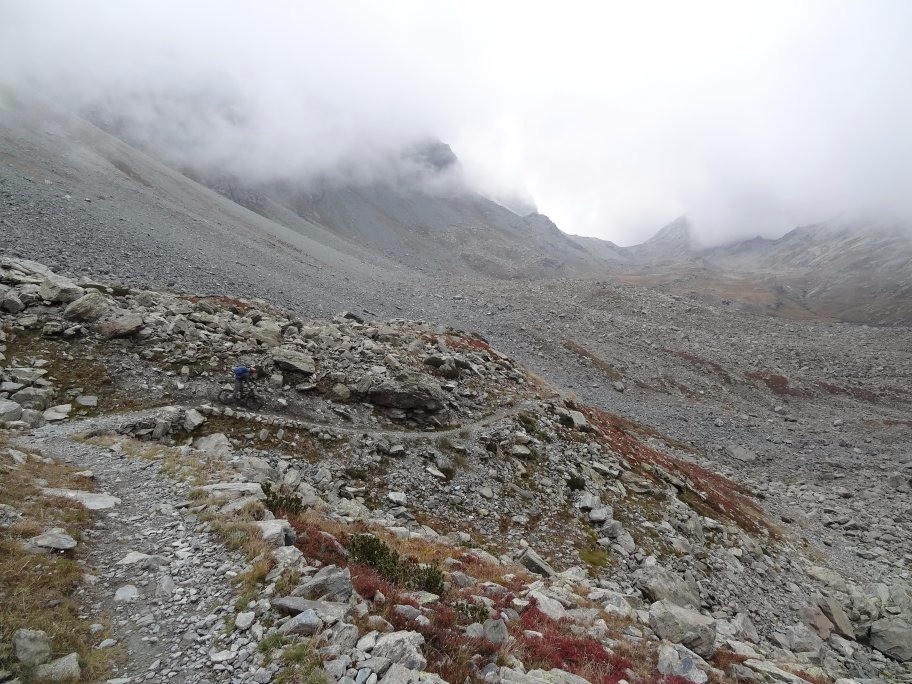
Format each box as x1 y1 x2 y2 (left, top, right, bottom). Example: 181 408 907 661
232 364 258 401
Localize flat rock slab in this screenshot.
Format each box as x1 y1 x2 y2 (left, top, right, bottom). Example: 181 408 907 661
27 527 77 551
41 487 121 510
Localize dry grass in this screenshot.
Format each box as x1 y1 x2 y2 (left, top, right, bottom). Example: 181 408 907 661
79 434 233 485
744 371 811 398
662 348 732 384
562 340 623 382
2 329 154 415
0 442 118 680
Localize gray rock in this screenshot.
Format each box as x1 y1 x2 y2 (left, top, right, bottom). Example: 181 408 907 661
99 313 144 338
38 275 84 303
183 408 206 431
817 596 855 640
868 616 912 661
271 347 316 375
33 652 81 682
294 564 353 601
41 488 120 510
365 376 446 411
13 628 51 667
272 597 351 624
657 643 708 684
252 519 295 547
483 618 509 645
27 527 77 552
636 565 700 608
10 386 53 411
192 433 234 457
114 585 139 602
649 599 717 658
726 445 757 462
0 399 23 423
63 290 110 322
517 548 555 577
278 609 323 636
372 631 427 670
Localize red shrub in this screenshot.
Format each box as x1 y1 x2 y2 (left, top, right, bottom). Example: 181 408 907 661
584 406 772 535
516 604 631 684
744 371 810 398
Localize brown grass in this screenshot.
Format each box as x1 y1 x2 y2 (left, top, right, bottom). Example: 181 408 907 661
79 434 234 485
662 349 732 384
562 340 623 382
744 371 811 398
2 329 153 415
815 382 878 403
0 444 118 680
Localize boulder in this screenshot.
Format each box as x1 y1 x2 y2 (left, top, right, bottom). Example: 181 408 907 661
38 275 84 303
33 652 81 682
271 597 351 624
816 596 854 639
372 631 427 670
13 628 51 667
528 591 566 621
183 408 207 432
10 387 54 411
0 399 23 423
278 609 323 636
193 433 233 456
868 616 912 661
252 519 295 547
63 290 110 322
657 643 708 684
365 376 447 411
483 618 510 644
293 564 353 601
517 548 556 577
99 313 144 338
636 565 701 608
649 599 717 658
271 347 316 375
26 527 77 552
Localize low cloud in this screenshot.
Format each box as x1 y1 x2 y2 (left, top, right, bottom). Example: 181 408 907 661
2 0 910 245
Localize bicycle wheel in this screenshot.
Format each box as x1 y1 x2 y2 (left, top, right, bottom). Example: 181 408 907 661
217 389 235 405
245 393 264 411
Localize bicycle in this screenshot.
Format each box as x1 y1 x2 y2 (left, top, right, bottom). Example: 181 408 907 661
217 383 264 410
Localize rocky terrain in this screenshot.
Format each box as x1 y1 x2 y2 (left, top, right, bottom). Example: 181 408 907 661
2 258 911 684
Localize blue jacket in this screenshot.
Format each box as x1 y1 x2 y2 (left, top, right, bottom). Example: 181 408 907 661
233 366 251 380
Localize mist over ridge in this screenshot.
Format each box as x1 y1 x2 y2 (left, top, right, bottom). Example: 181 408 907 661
2 0 911 245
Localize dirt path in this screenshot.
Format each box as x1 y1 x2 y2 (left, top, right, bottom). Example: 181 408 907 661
17 420 252 684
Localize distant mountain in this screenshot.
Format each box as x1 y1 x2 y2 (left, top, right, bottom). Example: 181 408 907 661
571 219 912 325
623 216 695 262
187 143 607 280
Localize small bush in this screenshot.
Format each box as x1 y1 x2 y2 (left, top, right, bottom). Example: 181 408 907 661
566 474 586 491
262 482 305 516
349 534 445 595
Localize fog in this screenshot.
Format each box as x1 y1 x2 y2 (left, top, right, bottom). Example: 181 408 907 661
2 0 910 246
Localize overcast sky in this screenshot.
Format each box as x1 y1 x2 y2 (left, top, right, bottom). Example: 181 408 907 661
2 0 910 245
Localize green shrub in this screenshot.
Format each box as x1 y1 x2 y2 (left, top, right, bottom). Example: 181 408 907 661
262 482 305 515
349 534 444 595
566 474 586 491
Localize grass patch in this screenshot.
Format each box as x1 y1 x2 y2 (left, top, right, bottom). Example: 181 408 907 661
562 340 623 382
0 445 117 681
275 641 326 684
2 328 156 415
744 371 811 398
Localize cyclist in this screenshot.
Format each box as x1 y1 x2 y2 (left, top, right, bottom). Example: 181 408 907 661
232 364 258 400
